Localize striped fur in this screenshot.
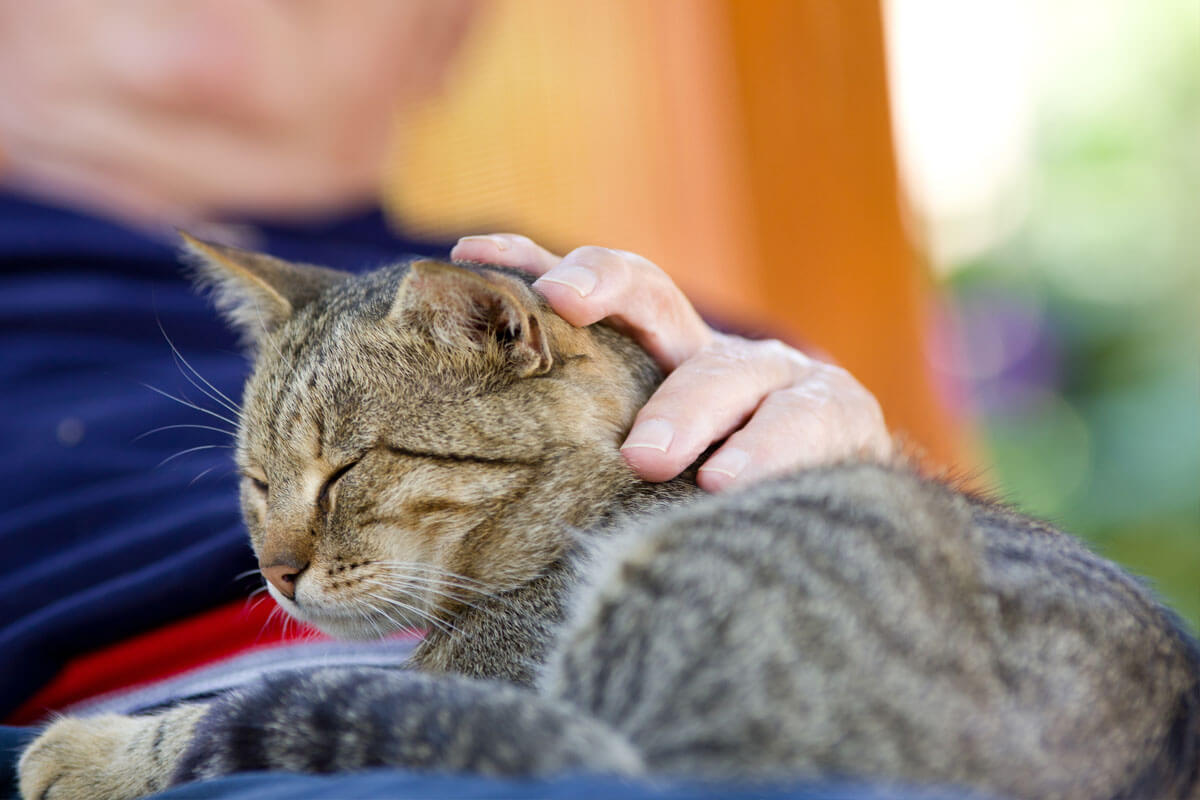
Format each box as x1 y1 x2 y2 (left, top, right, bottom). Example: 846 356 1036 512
18 245 1200 800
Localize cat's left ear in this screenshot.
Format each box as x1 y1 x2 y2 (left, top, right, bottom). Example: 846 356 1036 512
181 232 349 352
391 260 554 377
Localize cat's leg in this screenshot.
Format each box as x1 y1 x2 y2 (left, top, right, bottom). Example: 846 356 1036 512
17 704 206 800
176 667 643 784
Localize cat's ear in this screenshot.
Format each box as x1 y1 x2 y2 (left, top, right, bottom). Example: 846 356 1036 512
180 232 349 351
391 260 553 377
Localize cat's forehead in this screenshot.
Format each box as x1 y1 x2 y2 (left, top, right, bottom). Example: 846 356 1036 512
241 297 516 457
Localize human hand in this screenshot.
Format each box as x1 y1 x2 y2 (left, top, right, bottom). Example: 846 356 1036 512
450 234 893 491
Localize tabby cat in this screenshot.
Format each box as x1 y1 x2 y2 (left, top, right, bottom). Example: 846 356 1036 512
18 237 1200 800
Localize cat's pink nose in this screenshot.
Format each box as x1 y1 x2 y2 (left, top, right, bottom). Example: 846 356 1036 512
263 560 308 601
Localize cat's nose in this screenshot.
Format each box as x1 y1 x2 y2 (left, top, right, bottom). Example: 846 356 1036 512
263 559 309 601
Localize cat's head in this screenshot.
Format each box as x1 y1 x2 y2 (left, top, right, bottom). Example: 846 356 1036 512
184 234 660 638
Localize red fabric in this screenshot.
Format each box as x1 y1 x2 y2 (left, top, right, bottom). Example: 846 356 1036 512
8 598 321 725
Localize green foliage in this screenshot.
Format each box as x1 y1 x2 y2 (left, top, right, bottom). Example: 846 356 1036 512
949 1 1199 628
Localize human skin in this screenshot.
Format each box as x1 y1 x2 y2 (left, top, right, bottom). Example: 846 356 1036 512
451 234 893 490
0 0 477 226
0 0 892 489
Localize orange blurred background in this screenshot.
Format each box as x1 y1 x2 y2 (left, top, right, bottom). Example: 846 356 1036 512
384 0 973 473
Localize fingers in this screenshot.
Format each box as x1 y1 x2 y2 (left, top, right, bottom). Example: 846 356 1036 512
619 336 808 482
451 235 893 491
534 246 711 369
695 363 893 491
450 234 561 276
620 337 892 489
452 238 712 370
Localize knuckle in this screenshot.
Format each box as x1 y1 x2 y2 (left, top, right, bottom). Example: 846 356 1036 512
752 337 791 358
568 245 620 267
720 336 812 372
677 347 752 381
767 387 834 429
615 249 669 281
566 246 634 285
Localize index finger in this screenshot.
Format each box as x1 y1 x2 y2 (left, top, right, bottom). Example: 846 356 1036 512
450 234 561 276
532 246 712 371
452 236 712 372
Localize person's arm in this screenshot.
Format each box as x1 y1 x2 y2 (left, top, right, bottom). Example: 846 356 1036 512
450 234 892 492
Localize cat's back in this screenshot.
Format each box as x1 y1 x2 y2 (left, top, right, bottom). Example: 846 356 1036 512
545 462 1200 799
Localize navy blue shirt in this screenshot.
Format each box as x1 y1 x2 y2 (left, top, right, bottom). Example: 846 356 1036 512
0 191 450 717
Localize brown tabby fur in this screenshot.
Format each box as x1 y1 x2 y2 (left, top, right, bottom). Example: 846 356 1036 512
17 237 1200 800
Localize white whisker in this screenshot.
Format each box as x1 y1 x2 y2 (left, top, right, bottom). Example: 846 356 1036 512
355 596 419 635
369 561 489 588
349 598 394 639
156 443 234 468
135 423 236 442
258 603 285 643
142 383 239 428
172 354 243 421
361 577 486 611
249 294 294 371
362 574 480 598
188 465 220 486
365 591 459 637
156 317 243 417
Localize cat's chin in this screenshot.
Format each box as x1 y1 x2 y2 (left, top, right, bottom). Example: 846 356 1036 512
311 619 396 641
294 606 417 641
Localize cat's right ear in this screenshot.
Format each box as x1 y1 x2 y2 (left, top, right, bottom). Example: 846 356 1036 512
180 232 349 352
390 260 554 377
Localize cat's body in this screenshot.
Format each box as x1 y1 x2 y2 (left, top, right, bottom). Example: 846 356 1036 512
18 241 1200 800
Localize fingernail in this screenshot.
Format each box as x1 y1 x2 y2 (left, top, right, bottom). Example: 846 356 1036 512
535 264 597 298
620 419 674 453
457 235 510 252
699 448 750 480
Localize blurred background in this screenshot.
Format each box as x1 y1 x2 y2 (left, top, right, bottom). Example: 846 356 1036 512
384 0 1198 626
888 0 1199 625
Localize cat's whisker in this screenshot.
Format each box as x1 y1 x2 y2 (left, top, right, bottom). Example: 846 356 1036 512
141 383 240 429
236 567 264 581
248 294 299 379
356 596 422 636
134 423 237 442
244 591 272 619
171 353 244 422
156 317 244 418
360 577 485 612
364 591 460 637
363 574 480 599
365 571 494 599
367 582 497 617
258 603 286 643
156 443 235 468
188 465 220 486
366 594 451 636
369 561 490 589
349 597 400 640
357 605 387 640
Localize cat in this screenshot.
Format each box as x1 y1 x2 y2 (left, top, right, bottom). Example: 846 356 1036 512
18 235 1200 800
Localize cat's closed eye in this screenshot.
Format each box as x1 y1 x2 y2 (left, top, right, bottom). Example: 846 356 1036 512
319 459 360 511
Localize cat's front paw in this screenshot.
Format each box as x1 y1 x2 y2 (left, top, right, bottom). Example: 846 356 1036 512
18 706 207 800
